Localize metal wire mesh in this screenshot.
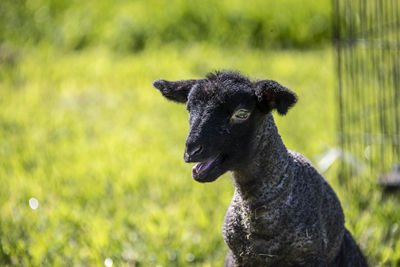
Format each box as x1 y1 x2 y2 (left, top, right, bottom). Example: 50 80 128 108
333 0 400 180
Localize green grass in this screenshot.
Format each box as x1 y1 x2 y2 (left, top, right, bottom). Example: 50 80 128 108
0 45 399 266
0 0 331 50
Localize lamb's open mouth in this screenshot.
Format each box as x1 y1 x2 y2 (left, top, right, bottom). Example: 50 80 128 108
192 154 223 182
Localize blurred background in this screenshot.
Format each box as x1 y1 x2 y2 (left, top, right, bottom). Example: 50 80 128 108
0 0 399 266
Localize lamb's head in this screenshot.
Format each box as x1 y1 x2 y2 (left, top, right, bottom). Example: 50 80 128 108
153 71 297 182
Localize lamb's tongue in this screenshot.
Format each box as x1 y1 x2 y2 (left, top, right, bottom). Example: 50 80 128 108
192 162 204 175
192 159 214 175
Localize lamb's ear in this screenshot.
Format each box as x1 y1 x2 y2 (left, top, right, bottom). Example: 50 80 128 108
152 79 202 103
254 80 297 115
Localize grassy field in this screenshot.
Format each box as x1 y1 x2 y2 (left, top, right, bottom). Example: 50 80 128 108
0 45 399 266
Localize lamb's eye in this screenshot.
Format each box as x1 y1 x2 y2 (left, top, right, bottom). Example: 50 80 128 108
231 109 250 121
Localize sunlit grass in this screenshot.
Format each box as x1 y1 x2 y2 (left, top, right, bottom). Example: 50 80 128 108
0 45 399 266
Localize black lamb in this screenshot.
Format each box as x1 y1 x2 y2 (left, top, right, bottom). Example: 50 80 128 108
152 71 368 266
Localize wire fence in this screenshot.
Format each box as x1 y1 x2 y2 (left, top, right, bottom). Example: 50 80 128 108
333 0 400 182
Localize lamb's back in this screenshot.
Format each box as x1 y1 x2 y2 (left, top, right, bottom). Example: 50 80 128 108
288 150 345 263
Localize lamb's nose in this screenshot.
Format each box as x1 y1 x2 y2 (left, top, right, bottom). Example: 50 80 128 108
184 145 203 162
191 146 202 155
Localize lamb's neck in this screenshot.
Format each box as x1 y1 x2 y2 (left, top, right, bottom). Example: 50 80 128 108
231 113 292 200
